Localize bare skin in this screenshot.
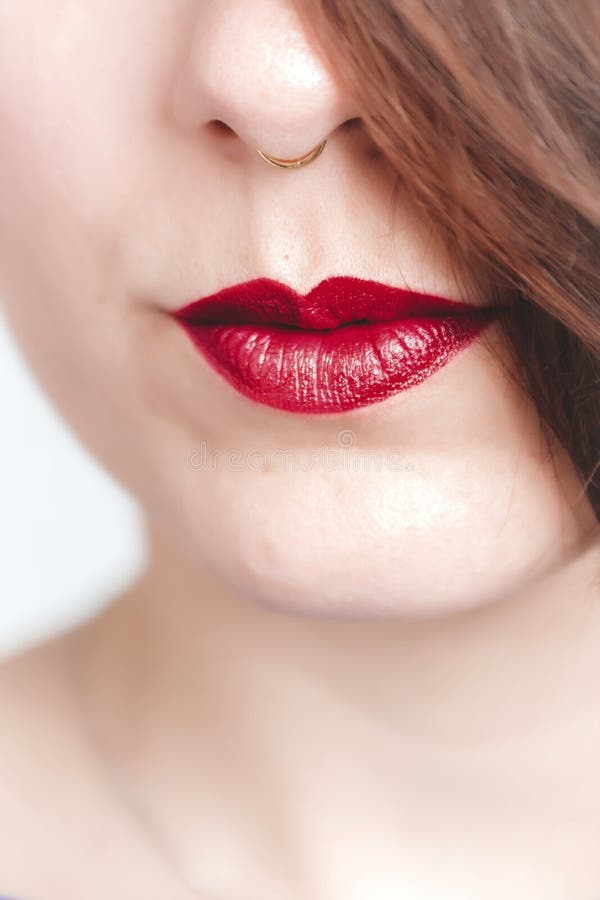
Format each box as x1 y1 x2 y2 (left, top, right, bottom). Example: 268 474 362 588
0 2 599 898
1 516 599 900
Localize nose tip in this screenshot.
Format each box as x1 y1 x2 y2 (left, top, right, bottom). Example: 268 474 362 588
172 0 357 161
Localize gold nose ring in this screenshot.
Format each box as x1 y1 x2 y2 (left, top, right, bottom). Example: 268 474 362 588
256 139 327 169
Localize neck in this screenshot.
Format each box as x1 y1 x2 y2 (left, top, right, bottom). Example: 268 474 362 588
78 514 600 895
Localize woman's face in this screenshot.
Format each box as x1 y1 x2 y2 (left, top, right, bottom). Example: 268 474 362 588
0 0 594 618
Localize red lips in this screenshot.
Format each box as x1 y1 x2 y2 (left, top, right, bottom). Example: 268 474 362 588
172 276 495 414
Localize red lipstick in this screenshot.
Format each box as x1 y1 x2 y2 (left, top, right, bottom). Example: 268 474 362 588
172 276 494 414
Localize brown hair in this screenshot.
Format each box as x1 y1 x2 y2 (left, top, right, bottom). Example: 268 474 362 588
293 0 600 516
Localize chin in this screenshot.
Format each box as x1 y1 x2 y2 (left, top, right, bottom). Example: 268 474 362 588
164 459 589 622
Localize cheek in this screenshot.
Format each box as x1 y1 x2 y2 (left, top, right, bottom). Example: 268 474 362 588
0 1 177 313
0 1 176 470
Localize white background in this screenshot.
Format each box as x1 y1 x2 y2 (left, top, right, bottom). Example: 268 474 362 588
0 309 147 659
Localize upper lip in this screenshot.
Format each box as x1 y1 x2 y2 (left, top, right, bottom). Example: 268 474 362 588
172 276 481 330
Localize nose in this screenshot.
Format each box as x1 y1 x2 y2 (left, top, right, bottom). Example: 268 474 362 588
172 0 358 163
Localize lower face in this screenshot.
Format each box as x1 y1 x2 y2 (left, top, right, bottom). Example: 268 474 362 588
0 0 594 619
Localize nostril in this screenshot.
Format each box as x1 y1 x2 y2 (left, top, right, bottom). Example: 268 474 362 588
207 119 236 137
339 116 382 160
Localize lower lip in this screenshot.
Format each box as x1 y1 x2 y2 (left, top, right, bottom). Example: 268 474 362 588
174 305 494 414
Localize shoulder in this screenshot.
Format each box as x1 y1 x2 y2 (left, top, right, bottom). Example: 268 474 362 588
0 635 170 897
0 641 58 887
0 636 75 773
0 632 83 743
0 637 90 889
